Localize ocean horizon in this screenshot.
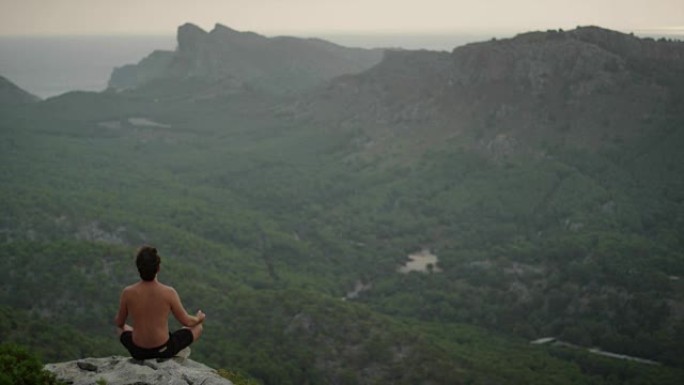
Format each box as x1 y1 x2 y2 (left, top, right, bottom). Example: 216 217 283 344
0 35 175 99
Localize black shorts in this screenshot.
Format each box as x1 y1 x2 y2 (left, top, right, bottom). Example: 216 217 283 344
120 329 194 360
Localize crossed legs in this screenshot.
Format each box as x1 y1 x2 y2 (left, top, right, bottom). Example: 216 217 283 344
117 323 202 343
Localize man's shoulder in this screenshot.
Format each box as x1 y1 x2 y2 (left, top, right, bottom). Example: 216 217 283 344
156 281 175 290
122 280 176 293
157 282 178 296
122 282 138 293
122 281 171 292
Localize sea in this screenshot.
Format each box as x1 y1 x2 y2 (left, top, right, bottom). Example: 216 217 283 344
1 31 680 99
0 35 175 99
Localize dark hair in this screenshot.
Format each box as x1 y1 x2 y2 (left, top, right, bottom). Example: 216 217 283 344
136 246 160 281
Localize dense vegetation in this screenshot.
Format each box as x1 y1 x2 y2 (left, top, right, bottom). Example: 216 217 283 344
1 27 683 384
0 344 64 385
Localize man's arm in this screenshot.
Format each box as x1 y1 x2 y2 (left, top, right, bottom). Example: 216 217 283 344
169 287 205 327
114 290 128 329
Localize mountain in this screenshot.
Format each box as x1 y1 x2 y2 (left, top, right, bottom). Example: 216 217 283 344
0 75 40 105
108 23 383 95
290 25 684 368
301 26 684 156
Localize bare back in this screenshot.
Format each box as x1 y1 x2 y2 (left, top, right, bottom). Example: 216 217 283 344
121 281 174 348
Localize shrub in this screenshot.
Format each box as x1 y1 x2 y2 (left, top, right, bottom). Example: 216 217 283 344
0 344 63 385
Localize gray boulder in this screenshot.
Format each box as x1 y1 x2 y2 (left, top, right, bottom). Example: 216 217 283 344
45 356 233 385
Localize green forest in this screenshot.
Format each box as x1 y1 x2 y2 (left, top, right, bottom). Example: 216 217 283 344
1 27 684 384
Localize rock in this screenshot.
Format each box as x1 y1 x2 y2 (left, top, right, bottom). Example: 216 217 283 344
76 361 98 372
45 356 233 385
177 23 209 55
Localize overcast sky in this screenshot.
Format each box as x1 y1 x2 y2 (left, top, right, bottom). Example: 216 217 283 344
1 0 682 36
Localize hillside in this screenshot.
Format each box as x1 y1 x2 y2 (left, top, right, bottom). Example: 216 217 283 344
291 26 684 366
1 25 684 384
108 23 383 95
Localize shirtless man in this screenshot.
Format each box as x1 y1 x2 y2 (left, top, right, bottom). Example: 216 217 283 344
114 246 205 360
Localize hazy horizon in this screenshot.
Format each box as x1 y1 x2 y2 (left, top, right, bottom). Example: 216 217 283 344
3 25 684 39
1 0 682 37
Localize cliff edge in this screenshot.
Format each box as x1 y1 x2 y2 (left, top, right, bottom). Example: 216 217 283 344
45 356 233 385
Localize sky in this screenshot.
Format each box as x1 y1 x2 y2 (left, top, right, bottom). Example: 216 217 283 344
0 0 682 36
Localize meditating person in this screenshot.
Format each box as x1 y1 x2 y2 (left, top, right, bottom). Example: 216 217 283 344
114 246 205 360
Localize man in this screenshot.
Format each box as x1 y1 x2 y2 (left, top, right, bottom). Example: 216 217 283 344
114 246 205 360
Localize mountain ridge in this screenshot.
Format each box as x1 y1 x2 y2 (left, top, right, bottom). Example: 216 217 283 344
108 22 384 95
296 26 684 158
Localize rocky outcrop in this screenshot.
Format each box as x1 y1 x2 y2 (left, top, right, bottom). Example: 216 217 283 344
108 23 383 95
45 356 233 385
107 50 175 90
570 26 684 71
177 23 210 55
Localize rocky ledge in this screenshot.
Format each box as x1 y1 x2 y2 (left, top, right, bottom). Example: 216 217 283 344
45 356 233 385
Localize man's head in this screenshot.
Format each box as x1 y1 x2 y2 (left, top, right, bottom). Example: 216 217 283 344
136 245 160 281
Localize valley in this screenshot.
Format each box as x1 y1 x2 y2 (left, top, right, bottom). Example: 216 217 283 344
1 24 684 384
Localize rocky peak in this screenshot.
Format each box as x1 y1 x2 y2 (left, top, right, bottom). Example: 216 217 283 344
208 23 267 46
108 22 383 94
570 26 684 75
211 23 238 34
449 28 629 88
177 23 209 54
45 356 233 385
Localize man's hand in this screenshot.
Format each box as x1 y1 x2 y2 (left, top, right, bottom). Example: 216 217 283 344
195 310 206 324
